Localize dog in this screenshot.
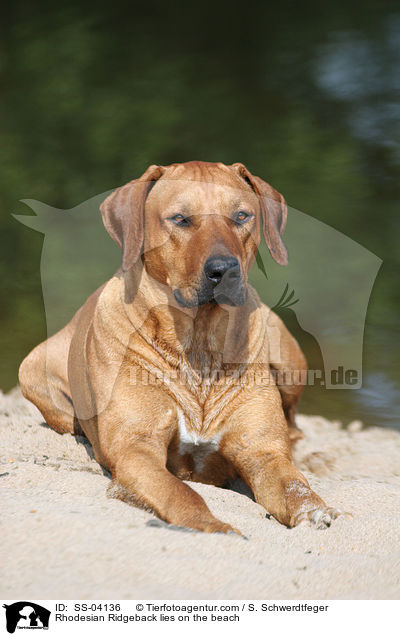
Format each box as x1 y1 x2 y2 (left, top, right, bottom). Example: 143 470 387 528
19 161 341 534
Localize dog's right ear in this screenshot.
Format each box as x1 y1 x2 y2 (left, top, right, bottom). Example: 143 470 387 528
100 164 164 271
231 162 288 266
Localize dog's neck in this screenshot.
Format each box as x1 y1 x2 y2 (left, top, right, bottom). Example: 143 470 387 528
122 261 260 375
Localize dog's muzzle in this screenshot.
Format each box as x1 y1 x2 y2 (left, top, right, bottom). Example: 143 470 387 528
204 256 240 286
174 255 247 307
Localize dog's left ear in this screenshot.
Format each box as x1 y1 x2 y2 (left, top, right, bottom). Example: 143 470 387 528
231 162 288 266
100 164 165 271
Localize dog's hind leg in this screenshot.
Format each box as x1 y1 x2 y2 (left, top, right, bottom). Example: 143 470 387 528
19 318 79 435
267 309 308 443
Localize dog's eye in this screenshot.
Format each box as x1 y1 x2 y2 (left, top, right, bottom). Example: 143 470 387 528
169 214 190 226
234 211 252 225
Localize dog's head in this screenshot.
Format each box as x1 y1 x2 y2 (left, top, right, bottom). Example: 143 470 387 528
101 161 288 307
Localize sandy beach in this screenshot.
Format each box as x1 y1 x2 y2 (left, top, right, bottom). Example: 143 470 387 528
1 387 399 600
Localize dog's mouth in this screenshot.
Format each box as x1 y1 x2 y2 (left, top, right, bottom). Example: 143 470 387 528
173 278 248 308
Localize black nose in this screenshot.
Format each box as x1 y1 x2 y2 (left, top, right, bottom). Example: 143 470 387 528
204 256 240 285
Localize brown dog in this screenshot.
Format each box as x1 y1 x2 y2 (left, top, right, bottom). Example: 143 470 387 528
19 161 341 534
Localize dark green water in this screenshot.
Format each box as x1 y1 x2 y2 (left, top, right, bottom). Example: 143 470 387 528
1 1 399 428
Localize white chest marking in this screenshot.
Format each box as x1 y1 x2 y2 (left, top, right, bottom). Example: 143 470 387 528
177 409 221 472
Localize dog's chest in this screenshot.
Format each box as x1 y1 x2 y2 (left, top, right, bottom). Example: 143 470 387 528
185 323 223 371
177 409 222 471
181 321 228 403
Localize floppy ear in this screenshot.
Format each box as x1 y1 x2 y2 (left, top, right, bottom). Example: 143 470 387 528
231 162 288 266
100 164 164 271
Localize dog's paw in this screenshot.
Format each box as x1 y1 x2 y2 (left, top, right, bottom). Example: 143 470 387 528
207 520 245 537
146 517 245 537
295 506 350 530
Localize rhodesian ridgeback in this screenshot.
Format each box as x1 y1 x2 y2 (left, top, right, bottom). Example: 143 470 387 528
19 161 341 534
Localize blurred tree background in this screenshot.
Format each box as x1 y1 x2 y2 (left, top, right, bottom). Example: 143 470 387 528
0 0 399 426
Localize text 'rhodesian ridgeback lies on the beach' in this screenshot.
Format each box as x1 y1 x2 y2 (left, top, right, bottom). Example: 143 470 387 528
19 161 343 534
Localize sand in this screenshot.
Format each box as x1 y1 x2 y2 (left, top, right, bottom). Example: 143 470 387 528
1 387 399 600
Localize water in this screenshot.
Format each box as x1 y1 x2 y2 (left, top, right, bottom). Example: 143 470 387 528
1 1 399 428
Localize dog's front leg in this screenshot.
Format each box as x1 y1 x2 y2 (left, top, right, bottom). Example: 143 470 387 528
112 440 242 534
219 391 341 529
94 386 241 535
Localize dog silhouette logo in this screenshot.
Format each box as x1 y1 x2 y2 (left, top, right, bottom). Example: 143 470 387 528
3 602 50 633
